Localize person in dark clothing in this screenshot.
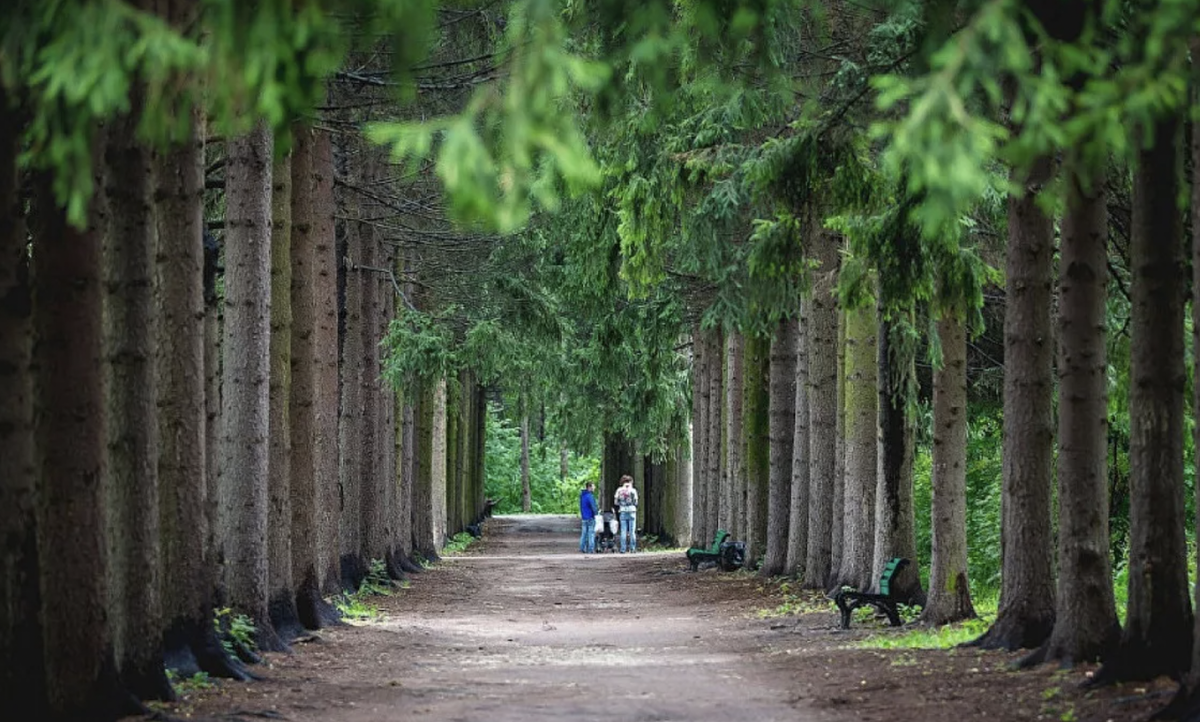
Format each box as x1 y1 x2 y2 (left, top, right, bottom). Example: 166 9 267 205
579 482 599 553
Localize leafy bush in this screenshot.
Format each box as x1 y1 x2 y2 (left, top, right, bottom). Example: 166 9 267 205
213 607 256 656
483 403 600 514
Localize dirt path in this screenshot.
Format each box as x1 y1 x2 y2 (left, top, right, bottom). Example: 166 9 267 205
174 515 1174 722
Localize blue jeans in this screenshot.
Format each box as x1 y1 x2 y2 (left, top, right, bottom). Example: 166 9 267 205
619 511 636 552
580 517 596 553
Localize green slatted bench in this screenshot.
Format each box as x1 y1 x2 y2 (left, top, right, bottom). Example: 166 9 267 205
832 557 911 629
686 529 730 571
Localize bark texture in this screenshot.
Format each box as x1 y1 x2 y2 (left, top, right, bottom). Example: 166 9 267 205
337 150 366 589
725 332 745 543
288 125 336 628
743 333 770 568
873 314 921 602
972 158 1056 651
310 128 341 596
1028 174 1118 667
102 103 172 700
761 319 797 577
786 301 810 577
920 316 976 625
1098 119 1191 680
804 231 838 589
705 329 723 543
218 124 284 651
691 323 705 542
836 303 877 592
0 96 42 712
831 311 846 579
33 168 131 719
267 153 300 640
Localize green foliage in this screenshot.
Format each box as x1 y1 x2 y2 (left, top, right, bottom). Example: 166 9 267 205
213 607 257 656
334 558 400 622
483 402 599 514
443 531 478 555
166 670 214 695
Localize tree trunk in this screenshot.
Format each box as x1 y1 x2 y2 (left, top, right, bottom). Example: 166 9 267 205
521 407 532 512
831 309 847 582
560 442 569 481
157 90 244 682
705 328 723 543
1024 171 1119 666
725 332 745 543
1098 119 1191 680
412 380 437 560
33 166 131 718
288 124 337 628
761 318 797 577
0 96 43 713
744 333 770 567
102 100 172 700
804 230 838 589
218 123 284 651
971 157 1056 651
358 214 386 570
785 299 810 576
310 128 341 597
920 315 976 625
836 302 877 592
692 327 709 546
337 149 366 589
431 377 449 549
267 153 301 640
873 312 922 602
676 422 696 544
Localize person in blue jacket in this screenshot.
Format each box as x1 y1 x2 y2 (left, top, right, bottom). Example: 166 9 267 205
579 482 599 553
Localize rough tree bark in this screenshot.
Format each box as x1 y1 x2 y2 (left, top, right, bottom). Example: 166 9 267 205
785 300 810 577
919 315 976 625
33 165 133 719
873 313 922 602
310 128 341 597
267 153 301 641
0 94 43 713
970 157 1056 651
804 230 838 589
743 333 770 568
102 96 173 700
219 123 285 651
1025 172 1118 667
412 381 438 560
761 319 797 577
432 377 449 548
358 211 387 573
836 302 877 592
337 146 366 590
831 310 847 582
690 324 706 546
288 124 338 628
157 81 246 682
1096 119 1191 680
725 332 745 543
705 329 723 544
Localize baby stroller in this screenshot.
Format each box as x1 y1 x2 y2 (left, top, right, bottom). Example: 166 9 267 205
595 510 619 553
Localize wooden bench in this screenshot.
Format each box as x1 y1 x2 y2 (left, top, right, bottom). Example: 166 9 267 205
685 529 745 572
832 557 912 629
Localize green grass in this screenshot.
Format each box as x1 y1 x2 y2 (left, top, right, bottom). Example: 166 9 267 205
166 670 214 695
856 616 992 649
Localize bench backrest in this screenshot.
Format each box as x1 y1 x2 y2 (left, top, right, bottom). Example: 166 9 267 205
710 529 730 552
878 557 910 597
